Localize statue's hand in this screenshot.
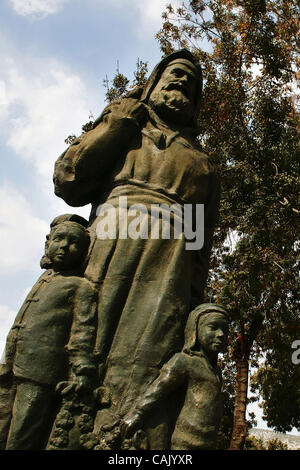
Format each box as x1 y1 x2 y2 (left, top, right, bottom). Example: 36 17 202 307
56 380 76 396
74 374 94 393
121 411 142 438
116 98 148 128
56 375 93 396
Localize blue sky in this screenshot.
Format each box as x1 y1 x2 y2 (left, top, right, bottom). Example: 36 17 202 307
0 0 297 436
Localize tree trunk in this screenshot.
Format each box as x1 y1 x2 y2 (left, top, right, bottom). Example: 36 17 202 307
229 358 249 450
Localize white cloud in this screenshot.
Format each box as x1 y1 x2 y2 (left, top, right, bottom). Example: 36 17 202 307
0 50 95 279
10 0 70 18
0 56 94 181
135 0 177 33
0 184 48 272
136 0 184 38
109 0 182 36
0 81 6 106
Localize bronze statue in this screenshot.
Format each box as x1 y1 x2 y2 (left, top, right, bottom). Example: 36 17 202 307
0 217 97 450
53 49 220 448
122 304 229 450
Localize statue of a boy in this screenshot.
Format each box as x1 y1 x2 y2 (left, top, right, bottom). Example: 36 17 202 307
0 216 97 450
123 303 229 450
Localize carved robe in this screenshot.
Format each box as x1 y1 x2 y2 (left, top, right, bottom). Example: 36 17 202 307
1 269 97 449
54 100 219 447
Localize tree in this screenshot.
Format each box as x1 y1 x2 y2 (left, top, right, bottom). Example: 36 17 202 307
103 58 149 103
103 62 130 104
156 0 300 449
250 310 300 432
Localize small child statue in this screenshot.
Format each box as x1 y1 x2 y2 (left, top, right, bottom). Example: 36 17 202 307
122 303 230 450
0 215 97 450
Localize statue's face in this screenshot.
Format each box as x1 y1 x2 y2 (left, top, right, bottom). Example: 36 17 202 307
197 313 229 354
47 224 88 271
149 60 198 125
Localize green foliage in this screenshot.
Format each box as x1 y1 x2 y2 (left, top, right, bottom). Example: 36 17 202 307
103 59 148 103
216 353 235 448
157 0 300 443
250 311 300 432
133 59 149 88
103 63 130 103
64 134 77 145
244 435 288 450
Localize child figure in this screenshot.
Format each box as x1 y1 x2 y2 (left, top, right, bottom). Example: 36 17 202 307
123 303 229 450
0 216 97 450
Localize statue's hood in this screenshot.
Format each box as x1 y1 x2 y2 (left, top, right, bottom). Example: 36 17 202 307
183 303 228 354
141 49 203 129
92 49 203 131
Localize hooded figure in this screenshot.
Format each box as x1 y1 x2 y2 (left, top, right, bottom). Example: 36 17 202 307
122 303 230 450
183 303 229 355
91 49 202 132
140 49 203 129
53 50 220 449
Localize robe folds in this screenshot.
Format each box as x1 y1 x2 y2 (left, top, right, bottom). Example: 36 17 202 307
54 101 220 448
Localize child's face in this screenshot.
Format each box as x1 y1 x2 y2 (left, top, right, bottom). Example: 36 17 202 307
197 313 229 354
47 224 87 270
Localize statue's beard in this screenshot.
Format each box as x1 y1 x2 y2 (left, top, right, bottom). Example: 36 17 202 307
148 88 194 126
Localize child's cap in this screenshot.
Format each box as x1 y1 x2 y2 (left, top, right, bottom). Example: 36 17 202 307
50 213 89 229
40 213 90 269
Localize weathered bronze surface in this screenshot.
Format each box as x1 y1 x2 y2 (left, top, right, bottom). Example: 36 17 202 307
0 217 97 450
0 50 225 450
123 304 229 450
54 50 220 449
